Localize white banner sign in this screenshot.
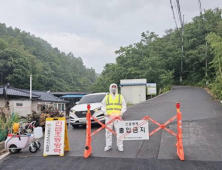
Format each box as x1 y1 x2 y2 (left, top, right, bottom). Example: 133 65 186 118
43 119 65 156
147 83 157 95
116 120 149 140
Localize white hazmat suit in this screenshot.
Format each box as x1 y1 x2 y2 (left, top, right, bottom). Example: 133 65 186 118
101 83 127 151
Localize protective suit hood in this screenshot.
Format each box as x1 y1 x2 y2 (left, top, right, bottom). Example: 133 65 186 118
109 83 118 94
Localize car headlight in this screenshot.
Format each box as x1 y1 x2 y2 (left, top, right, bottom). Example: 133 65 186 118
94 107 101 112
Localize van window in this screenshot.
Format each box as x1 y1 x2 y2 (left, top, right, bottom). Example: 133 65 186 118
79 94 106 104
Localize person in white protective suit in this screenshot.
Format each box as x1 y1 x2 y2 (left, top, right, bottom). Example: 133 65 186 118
101 83 127 152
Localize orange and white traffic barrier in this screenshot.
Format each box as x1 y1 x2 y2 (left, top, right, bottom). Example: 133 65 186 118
176 103 185 161
84 104 122 158
84 105 92 158
84 103 185 161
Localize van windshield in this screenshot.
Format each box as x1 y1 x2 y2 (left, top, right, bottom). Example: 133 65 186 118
79 94 106 104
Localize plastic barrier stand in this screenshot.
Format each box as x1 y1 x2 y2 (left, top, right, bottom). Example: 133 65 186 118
43 117 70 156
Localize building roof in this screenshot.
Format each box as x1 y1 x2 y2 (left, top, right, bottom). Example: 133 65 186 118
120 79 147 87
51 91 92 95
0 86 39 98
61 94 86 98
120 83 147 86
0 86 68 103
32 90 68 103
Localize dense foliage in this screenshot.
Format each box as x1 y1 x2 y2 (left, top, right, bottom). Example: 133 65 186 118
0 9 221 98
0 23 96 91
92 9 222 98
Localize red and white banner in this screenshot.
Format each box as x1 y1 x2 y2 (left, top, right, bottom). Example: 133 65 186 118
43 119 65 156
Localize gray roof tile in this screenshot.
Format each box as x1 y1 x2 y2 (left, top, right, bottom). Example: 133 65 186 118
0 86 67 103
6 88 39 98
32 91 68 103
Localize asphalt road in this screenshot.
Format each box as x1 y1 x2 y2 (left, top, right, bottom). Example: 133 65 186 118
1 86 222 170
1 156 222 170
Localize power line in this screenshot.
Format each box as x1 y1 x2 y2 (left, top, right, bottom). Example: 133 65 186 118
170 0 179 32
170 0 182 41
174 0 180 28
170 0 184 82
176 0 183 27
198 0 203 15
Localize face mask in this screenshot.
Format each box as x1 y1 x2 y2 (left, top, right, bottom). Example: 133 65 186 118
111 88 117 93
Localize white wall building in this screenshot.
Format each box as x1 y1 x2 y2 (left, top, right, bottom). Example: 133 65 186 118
0 85 68 117
0 96 6 107
120 79 147 104
9 99 32 117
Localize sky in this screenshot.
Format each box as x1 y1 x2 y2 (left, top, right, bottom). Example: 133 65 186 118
0 0 221 73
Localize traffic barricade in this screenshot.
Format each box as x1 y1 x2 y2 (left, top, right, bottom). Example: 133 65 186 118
84 103 184 161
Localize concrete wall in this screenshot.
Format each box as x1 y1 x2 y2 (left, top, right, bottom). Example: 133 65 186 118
9 99 32 117
121 85 146 104
0 97 6 107
32 101 39 113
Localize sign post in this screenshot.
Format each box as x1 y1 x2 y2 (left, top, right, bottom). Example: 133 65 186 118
147 83 157 96
43 117 70 156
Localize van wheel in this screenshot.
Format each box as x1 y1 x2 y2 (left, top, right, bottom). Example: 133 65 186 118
72 125 79 128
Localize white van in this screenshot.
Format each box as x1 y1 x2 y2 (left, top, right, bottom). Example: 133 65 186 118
69 93 107 128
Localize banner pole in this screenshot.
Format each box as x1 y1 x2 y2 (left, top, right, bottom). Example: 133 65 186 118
84 104 92 158
176 103 185 160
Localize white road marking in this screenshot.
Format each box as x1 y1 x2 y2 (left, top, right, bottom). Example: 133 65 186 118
0 151 9 160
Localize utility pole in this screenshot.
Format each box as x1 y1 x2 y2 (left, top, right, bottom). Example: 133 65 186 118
30 74 32 99
205 42 208 84
180 15 184 82
198 0 208 84
198 0 203 15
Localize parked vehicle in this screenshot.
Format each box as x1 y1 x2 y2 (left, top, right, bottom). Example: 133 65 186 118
69 93 106 128
5 122 43 154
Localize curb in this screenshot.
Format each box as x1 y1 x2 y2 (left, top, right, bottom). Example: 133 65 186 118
0 141 5 151
147 89 172 101
127 89 173 108
0 141 9 160
0 151 9 160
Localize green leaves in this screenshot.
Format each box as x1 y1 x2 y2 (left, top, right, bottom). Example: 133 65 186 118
0 38 7 50
206 32 222 78
0 23 97 91
92 8 222 97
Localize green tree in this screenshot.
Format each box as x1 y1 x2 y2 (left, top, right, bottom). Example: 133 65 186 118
0 23 97 91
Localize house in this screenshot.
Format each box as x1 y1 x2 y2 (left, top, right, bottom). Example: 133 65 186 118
0 84 68 117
